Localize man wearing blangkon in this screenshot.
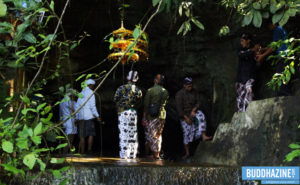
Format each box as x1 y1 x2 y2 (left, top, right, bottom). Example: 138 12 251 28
175 77 211 159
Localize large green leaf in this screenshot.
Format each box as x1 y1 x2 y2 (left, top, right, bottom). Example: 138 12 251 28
183 21 191 36
21 108 37 115
42 105 51 115
132 27 141 39
50 0 54 11
35 148 50 153
24 32 37 44
2 140 13 153
34 122 43 136
24 126 34 137
21 96 30 104
1 164 25 176
55 143 68 150
40 113 53 124
279 11 290 26
253 10 262 28
289 143 300 149
287 8 297 17
16 22 29 35
0 1 7 17
285 149 300 162
37 103 47 112
270 0 278 13
272 10 284 24
31 135 42 145
23 153 37 169
18 129 29 138
177 23 185 35
191 18 204 30
37 158 46 171
16 138 28 150
261 0 269 9
276 1 286 10
253 2 261 10
290 62 295 74
242 11 253 26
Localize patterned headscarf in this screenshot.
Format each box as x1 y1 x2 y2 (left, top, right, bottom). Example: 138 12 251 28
184 77 192 85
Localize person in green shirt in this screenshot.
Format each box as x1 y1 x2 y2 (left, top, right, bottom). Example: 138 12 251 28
142 74 169 160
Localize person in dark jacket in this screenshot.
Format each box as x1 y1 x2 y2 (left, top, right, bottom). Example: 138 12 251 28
256 23 291 96
175 77 211 159
236 33 260 112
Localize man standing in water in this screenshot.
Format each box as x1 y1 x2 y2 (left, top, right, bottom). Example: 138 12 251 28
77 79 101 154
175 77 211 159
114 71 142 159
143 74 169 160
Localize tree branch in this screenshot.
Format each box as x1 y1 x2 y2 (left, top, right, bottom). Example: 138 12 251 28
52 0 164 129
11 0 71 127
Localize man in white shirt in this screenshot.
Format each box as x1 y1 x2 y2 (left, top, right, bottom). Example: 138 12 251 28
59 89 77 153
77 79 101 154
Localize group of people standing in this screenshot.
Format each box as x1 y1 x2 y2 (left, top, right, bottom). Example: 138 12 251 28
59 79 102 154
114 71 211 160
58 23 289 160
59 73 211 160
235 22 290 112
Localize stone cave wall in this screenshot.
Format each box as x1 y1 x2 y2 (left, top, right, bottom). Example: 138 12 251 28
46 0 299 156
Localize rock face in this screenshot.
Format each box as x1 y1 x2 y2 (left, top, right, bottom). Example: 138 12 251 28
193 95 300 166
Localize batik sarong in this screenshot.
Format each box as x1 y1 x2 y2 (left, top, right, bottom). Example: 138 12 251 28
118 109 138 159
180 110 207 145
145 118 165 153
236 79 254 112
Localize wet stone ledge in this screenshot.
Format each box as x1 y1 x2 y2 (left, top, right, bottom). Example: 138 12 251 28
8 163 258 185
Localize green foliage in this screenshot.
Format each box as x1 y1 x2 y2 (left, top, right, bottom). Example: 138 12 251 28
285 141 300 162
0 0 7 17
219 25 230 37
220 0 300 30
176 1 205 36
267 38 300 91
0 0 83 183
